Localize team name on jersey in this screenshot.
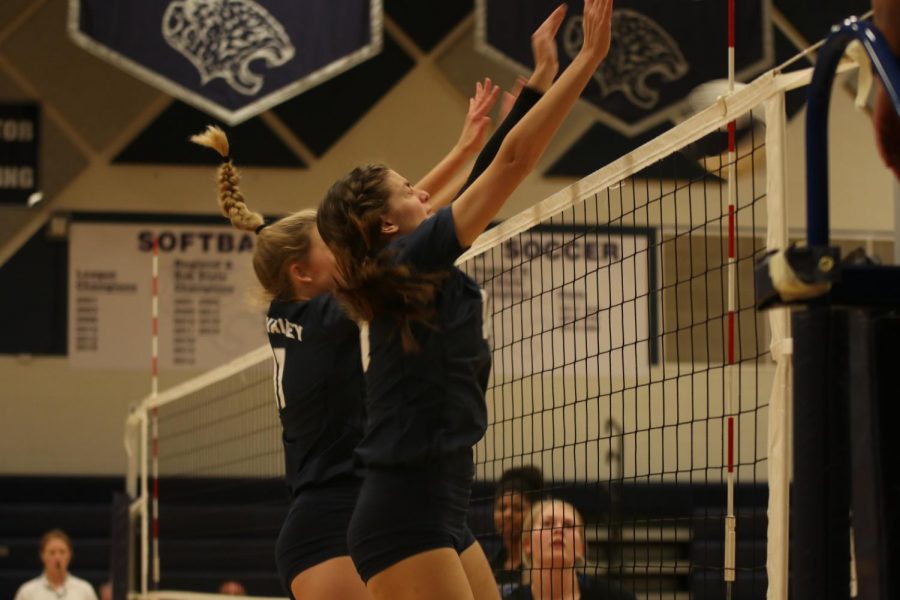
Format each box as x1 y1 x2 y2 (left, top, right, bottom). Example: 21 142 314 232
266 317 303 340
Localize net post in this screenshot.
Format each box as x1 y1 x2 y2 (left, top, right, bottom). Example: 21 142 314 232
764 91 792 600
123 408 142 600
139 406 149 597
791 308 851 600
124 408 140 502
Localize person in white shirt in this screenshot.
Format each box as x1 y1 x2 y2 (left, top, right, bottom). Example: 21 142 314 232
14 529 98 600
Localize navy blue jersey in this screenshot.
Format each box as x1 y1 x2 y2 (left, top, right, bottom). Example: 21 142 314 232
354 86 542 467
267 295 366 495
357 206 491 466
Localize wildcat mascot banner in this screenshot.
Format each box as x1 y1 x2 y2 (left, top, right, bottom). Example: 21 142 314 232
69 0 383 125
476 0 772 137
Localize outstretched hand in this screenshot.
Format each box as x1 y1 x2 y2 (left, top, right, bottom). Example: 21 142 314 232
874 83 900 180
527 4 567 92
580 0 614 64
456 78 501 154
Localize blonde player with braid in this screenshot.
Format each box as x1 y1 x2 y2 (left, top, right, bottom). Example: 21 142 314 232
191 54 562 598
193 124 366 600
315 2 613 599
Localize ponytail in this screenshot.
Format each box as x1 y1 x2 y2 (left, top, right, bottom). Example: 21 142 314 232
191 125 315 302
191 125 265 232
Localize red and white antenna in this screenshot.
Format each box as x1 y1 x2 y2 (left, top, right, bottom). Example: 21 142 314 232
150 235 161 590
724 0 738 597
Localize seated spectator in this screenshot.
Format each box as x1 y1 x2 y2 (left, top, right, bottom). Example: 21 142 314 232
14 529 98 600
505 498 634 600
490 466 544 593
218 580 247 596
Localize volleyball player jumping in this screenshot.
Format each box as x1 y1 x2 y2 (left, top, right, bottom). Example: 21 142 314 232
189 89 494 598
190 16 565 596
315 2 613 599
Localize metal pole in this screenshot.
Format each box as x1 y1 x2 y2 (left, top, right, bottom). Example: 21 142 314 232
140 409 149 596
791 308 851 600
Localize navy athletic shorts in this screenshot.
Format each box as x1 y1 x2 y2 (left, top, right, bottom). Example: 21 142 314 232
274 477 362 594
347 449 478 582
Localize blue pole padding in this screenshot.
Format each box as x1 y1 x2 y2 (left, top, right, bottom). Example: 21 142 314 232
805 18 900 247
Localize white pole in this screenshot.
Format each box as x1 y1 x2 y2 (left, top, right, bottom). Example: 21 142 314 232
140 409 149 597
764 92 792 600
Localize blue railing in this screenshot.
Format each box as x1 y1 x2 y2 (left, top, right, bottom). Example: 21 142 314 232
805 17 900 246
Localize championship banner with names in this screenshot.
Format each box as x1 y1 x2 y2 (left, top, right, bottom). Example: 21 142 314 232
471 225 657 380
68 0 383 125
68 221 267 369
476 0 773 136
0 103 39 205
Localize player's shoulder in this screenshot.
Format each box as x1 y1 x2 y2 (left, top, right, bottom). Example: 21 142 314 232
268 294 353 336
391 206 461 266
269 294 343 316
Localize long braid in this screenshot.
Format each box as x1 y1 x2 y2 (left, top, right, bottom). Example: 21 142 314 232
191 125 315 302
190 125 264 232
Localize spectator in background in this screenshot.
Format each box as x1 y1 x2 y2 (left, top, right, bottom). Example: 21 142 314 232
490 466 544 593
506 499 634 600
14 529 98 600
218 580 247 596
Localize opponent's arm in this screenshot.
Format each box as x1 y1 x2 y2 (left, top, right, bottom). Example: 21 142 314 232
413 79 499 198
437 3 565 208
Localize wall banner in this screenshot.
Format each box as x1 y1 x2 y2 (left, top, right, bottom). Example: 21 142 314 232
0 103 39 205
476 0 773 137
69 221 267 369
467 224 658 380
68 0 383 125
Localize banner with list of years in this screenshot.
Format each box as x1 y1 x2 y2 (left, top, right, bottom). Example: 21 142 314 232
68 221 267 369
466 224 658 380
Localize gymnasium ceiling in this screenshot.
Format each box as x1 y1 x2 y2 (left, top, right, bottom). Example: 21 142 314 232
0 0 874 259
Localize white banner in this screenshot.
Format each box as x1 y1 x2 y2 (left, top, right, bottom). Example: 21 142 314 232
69 221 267 369
469 226 656 380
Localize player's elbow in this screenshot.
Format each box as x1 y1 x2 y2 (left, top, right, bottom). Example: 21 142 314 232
495 136 541 179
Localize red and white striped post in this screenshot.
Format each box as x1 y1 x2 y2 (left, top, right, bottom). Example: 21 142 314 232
150 236 160 589
724 0 738 594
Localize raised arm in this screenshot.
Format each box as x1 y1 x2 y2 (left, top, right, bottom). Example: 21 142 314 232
413 78 499 197
451 0 614 248
440 4 567 207
445 85 542 206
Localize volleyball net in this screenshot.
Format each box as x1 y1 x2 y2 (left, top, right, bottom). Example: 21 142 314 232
458 78 781 600
122 63 827 599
